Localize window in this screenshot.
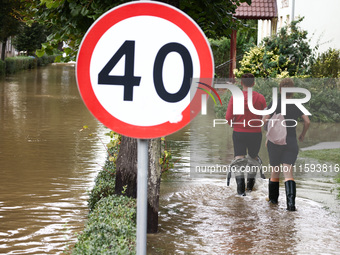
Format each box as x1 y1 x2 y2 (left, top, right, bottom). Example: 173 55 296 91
281 0 289 8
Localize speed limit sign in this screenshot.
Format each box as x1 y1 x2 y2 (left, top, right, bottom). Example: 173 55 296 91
76 1 214 138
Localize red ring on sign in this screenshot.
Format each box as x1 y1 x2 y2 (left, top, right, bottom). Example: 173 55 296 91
76 1 214 139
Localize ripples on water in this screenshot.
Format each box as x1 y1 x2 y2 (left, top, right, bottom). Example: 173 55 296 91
0 64 109 254
1 65 339 254
148 177 340 254
148 114 340 254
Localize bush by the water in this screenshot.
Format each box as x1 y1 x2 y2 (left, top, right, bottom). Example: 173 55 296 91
87 158 116 212
5 56 36 74
72 134 136 254
2 55 56 75
72 195 136 255
36 55 56 67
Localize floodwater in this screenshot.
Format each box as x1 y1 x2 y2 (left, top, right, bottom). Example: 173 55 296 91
0 65 339 254
0 64 109 254
147 102 340 253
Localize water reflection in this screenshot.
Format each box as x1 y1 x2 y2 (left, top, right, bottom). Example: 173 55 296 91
0 64 108 254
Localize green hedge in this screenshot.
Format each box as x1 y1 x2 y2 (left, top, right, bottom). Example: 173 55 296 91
5 56 36 74
37 55 56 67
0 60 5 76
72 141 137 254
2 55 57 75
88 160 116 212
72 195 136 255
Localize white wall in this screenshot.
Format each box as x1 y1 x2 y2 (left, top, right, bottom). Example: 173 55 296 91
258 0 340 54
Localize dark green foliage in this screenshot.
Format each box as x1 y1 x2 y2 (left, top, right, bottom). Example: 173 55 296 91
0 60 5 76
262 18 313 77
5 56 36 74
87 132 121 211
0 0 23 60
87 157 116 212
73 134 137 253
4 55 56 75
36 55 56 67
295 78 340 122
236 18 314 78
178 0 251 38
24 0 252 62
214 78 340 123
210 20 257 78
72 195 136 255
311 48 340 78
13 23 48 56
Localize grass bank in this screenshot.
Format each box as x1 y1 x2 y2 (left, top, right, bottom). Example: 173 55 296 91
299 148 340 198
299 148 340 164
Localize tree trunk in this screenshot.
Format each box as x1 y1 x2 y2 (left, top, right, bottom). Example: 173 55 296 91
147 138 162 233
115 137 162 233
1 38 7 61
115 136 138 198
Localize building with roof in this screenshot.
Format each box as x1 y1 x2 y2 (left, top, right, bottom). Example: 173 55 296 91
229 0 278 78
258 0 340 53
228 0 340 78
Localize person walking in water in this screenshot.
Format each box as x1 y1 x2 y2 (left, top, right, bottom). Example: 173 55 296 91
263 78 310 211
225 73 267 196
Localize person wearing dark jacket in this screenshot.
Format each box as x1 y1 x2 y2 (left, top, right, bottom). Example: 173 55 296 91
263 78 310 211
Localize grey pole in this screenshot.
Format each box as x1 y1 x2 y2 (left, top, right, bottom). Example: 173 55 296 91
136 139 148 255
137 0 150 253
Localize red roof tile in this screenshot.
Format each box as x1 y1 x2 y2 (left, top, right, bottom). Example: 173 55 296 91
235 0 277 20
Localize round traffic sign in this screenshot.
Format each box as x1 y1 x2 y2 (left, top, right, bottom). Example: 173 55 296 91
76 1 214 138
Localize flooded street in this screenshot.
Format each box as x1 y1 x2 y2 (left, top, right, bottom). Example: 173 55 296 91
147 104 340 254
0 65 339 254
0 64 108 254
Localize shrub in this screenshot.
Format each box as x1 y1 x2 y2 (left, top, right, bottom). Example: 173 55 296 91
3 55 57 75
209 20 257 78
5 56 36 74
214 78 340 123
88 151 116 211
37 55 56 66
234 46 290 78
0 60 5 76
210 37 231 78
311 48 340 78
235 18 314 78
295 78 340 122
72 195 136 255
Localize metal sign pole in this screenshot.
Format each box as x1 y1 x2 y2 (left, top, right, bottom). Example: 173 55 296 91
136 139 148 255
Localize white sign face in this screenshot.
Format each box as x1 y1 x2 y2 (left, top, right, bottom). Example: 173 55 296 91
76 1 214 138
90 16 200 126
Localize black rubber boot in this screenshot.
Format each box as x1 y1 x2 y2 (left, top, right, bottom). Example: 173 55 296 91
246 175 256 191
285 180 296 211
268 179 279 204
236 176 246 196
